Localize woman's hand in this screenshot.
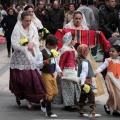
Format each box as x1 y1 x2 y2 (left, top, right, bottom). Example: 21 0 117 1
27 42 34 51
26 42 34 56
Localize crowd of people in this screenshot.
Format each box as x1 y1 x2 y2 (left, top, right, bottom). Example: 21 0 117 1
0 0 120 118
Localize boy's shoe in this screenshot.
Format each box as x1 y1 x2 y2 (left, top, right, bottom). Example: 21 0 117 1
104 104 110 114
40 99 46 113
112 111 120 116
46 112 57 117
80 113 89 117
89 114 101 117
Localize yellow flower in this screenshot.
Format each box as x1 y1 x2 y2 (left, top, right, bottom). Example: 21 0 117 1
83 84 90 93
50 49 59 58
19 38 28 46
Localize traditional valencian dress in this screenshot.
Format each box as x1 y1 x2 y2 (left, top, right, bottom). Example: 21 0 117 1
54 45 80 106
96 57 120 111
9 21 46 104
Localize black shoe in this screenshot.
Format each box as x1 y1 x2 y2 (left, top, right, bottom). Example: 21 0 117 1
112 111 120 116
8 52 10 58
46 112 57 117
16 97 21 106
40 99 46 113
104 105 110 114
64 106 77 112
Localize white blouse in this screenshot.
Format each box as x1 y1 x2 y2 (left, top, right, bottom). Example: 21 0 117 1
95 57 120 73
35 47 62 73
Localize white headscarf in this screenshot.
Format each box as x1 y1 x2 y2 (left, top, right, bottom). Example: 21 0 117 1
63 32 73 46
17 11 43 29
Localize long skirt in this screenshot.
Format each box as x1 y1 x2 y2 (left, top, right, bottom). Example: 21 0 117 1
53 69 81 107
9 68 46 104
105 75 120 111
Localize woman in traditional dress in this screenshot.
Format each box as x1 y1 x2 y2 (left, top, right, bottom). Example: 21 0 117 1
24 5 43 30
9 11 46 110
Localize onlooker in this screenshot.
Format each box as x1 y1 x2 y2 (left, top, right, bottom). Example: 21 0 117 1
88 0 99 57
77 0 96 30
24 5 43 30
43 4 52 31
49 0 64 34
0 5 7 21
34 0 45 26
63 3 75 26
1 8 17 57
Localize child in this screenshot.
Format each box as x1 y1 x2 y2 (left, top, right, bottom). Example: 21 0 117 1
53 32 81 111
95 45 120 116
77 44 101 117
35 35 62 118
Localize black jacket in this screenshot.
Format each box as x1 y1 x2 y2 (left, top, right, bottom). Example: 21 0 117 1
99 5 120 39
1 15 17 38
49 7 64 30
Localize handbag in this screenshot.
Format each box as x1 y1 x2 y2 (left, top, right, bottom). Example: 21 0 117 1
108 35 120 45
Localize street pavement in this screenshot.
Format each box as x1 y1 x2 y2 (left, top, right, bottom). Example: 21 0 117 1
0 43 120 120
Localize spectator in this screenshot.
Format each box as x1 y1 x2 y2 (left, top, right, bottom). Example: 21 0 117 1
1 7 17 57
63 3 75 26
49 0 64 34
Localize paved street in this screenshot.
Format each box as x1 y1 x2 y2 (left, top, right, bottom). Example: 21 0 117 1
0 43 120 120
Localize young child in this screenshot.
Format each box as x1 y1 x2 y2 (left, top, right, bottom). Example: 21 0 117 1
54 32 81 111
95 45 120 116
35 35 62 118
77 44 101 117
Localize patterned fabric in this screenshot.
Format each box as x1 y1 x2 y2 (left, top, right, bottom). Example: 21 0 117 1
53 68 81 106
10 69 46 103
10 51 36 70
77 44 89 58
54 29 111 52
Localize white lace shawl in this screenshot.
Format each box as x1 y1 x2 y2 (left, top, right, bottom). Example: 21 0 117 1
11 21 40 68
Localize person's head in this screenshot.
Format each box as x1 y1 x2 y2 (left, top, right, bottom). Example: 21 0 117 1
0 5 4 10
7 7 15 15
106 0 116 8
74 43 80 50
38 0 45 10
81 0 88 5
24 5 34 17
46 4 52 11
45 35 58 50
69 3 75 12
88 0 94 5
63 32 76 46
109 45 120 59
53 0 59 9
77 44 89 58
73 11 83 27
21 11 32 28
16 5 22 12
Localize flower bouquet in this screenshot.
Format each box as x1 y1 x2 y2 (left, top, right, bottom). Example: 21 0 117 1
19 38 29 46
38 28 50 46
44 49 59 64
